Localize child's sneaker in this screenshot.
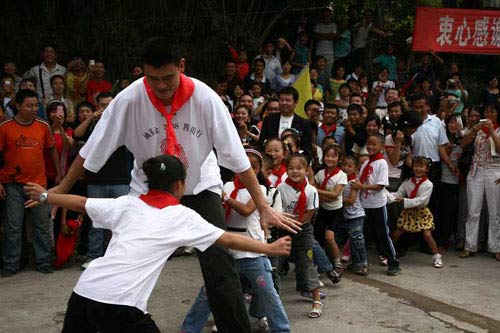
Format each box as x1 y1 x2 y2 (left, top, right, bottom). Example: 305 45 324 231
378 255 388 266
433 253 443 268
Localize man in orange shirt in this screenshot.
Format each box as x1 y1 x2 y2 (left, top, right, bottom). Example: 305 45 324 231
0 89 61 277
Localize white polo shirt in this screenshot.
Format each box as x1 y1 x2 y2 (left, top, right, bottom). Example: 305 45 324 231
224 182 267 260
74 196 224 313
411 114 449 162
358 159 389 209
314 169 347 210
79 77 250 196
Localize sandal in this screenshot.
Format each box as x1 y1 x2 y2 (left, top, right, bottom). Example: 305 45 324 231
459 251 472 258
308 301 323 318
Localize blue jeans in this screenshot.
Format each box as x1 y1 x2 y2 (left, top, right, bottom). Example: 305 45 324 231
335 216 368 268
181 257 290 333
312 238 333 274
86 184 129 260
2 183 51 271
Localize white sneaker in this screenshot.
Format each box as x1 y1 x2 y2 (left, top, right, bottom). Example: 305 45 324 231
433 254 443 268
257 317 270 331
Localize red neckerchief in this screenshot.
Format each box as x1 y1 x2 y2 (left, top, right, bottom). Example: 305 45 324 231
320 167 341 190
359 153 384 184
139 189 180 209
347 173 356 182
481 122 499 138
409 177 428 199
320 123 337 137
224 176 246 219
271 161 287 186
143 74 195 156
285 178 307 221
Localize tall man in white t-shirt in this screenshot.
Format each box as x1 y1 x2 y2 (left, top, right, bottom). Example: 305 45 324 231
36 37 300 333
313 8 337 79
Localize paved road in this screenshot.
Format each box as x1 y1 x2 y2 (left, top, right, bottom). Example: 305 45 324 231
0 250 499 332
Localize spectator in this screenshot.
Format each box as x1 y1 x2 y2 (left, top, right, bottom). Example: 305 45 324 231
445 73 468 117
313 7 337 79
291 32 311 74
65 57 89 108
411 51 444 85
334 83 351 120
48 75 75 124
276 37 293 64
272 60 296 91
18 78 47 120
224 60 242 95
228 83 245 110
1 75 16 117
373 43 397 81
74 92 131 270
256 41 282 82
24 45 67 103
352 9 386 69
2 60 22 91
0 89 61 277
227 44 250 81
244 58 271 94
328 64 347 103
313 55 330 98
343 104 366 156
396 59 410 90
317 103 345 147
233 105 260 146
482 75 500 107
371 68 395 116
259 86 312 153
460 104 500 261
334 18 351 69
131 65 144 80
86 60 112 105
304 99 322 126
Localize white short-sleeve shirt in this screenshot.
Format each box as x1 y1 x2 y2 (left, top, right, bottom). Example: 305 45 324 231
412 114 449 162
79 77 250 196
314 23 338 56
224 182 267 259
358 159 389 209
314 169 347 210
277 182 319 220
74 196 224 313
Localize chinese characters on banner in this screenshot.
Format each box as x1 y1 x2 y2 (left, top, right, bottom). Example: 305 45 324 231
412 7 500 54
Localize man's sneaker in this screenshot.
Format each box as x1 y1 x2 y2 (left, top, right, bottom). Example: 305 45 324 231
300 291 326 299
379 255 388 266
36 265 53 274
1 269 17 278
386 266 401 276
80 259 93 270
433 253 443 268
257 317 270 331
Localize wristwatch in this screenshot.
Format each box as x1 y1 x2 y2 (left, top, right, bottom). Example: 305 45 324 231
39 192 49 204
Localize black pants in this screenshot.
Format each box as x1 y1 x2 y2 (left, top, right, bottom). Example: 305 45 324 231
364 206 399 268
181 190 250 333
63 292 160 332
438 182 459 247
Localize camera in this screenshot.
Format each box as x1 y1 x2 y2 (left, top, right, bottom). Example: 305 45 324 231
384 118 409 138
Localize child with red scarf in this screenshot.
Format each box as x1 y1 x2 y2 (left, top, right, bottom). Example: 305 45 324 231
390 156 443 268
313 144 347 283
351 135 400 276
276 153 323 318
264 138 288 187
23 155 291 332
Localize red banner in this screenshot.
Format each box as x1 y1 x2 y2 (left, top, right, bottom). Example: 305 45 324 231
412 7 500 54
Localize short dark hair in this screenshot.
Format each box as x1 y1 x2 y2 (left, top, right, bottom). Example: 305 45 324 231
45 100 67 120
20 78 36 88
76 101 95 112
254 58 265 67
278 86 299 102
96 92 114 104
140 37 182 67
1 74 15 82
16 89 38 105
50 74 65 86
304 99 321 112
347 103 363 114
412 93 430 105
388 101 404 110
142 155 186 193
324 103 338 111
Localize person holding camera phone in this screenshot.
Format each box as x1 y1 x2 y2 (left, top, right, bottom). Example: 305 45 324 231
445 73 468 119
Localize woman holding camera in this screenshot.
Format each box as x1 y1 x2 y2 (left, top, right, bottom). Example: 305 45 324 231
460 104 500 261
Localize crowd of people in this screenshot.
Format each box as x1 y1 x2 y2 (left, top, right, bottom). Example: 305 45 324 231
0 4 500 332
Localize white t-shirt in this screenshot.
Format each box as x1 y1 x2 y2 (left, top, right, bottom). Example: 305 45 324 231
79 77 250 197
412 114 449 162
358 159 389 208
277 181 319 221
268 172 288 188
314 23 337 56
372 80 395 107
395 178 433 209
74 196 224 313
384 135 402 179
342 180 365 219
278 114 294 137
267 187 283 213
314 169 347 210
224 182 267 259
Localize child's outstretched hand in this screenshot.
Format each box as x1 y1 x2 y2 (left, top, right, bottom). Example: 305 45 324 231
269 236 292 256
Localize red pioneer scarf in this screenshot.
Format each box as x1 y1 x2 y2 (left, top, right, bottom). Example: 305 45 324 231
320 123 337 137
320 167 341 190
285 178 307 221
224 176 246 219
409 177 428 199
271 161 287 186
347 173 357 182
359 153 384 198
143 74 195 156
139 190 180 208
